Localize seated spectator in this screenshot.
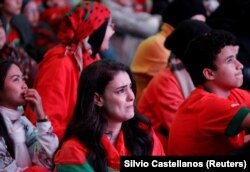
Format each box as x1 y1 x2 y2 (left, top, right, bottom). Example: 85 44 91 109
25 1 115 141
0 0 38 62
0 19 38 87
0 59 58 171
130 0 207 104
137 19 211 153
206 0 250 91
168 30 250 155
54 60 165 171
22 0 59 62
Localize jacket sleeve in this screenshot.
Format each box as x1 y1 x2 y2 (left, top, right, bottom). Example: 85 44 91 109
21 117 59 170
0 137 24 172
54 139 95 172
25 54 78 141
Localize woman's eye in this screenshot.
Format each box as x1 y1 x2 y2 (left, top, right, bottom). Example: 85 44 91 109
13 77 19 82
13 76 23 82
116 88 125 94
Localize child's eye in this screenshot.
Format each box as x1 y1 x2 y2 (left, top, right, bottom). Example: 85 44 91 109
226 58 233 63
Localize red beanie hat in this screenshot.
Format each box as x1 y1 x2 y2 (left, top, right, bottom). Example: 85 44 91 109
58 1 110 45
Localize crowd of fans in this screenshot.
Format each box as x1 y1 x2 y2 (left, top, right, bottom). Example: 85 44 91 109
1 0 250 171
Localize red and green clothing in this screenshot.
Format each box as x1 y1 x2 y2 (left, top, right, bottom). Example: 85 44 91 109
54 130 165 171
168 86 250 155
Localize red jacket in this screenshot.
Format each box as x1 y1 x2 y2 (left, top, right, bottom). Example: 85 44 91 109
54 130 165 171
25 45 99 141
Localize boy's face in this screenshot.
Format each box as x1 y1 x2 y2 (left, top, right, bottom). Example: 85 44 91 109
211 45 243 90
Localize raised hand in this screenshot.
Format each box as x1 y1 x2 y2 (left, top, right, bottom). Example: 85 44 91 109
24 89 46 121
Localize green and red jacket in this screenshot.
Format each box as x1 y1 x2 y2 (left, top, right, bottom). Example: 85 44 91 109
54 130 165 171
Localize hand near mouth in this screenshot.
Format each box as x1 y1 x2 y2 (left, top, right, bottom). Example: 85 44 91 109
24 89 46 121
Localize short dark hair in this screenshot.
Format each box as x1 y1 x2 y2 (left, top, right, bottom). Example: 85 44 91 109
184 29 239 86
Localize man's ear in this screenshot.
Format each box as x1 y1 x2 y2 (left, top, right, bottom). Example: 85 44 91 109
203 68 216 81
94 93 104 107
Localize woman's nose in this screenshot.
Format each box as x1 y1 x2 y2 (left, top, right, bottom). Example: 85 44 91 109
22 82 28 90
109 22 115 30
128 89 135 101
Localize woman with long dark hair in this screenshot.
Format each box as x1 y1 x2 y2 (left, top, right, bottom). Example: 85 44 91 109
54 60 164 172
0 59 58 171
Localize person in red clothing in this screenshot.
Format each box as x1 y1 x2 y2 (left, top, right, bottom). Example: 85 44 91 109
0 0 38 62
54 60 165 172
24 1 115 141
39 0 71 34
22 0 59 63
137 19 211 154
168 30 250 155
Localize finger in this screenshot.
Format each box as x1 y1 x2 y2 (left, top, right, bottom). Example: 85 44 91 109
25 96 38 105
27 89 41 101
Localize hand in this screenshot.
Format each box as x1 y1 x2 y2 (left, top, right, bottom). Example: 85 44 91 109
24 89 45 120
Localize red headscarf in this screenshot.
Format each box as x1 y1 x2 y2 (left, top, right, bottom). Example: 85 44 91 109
58 1 110 45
